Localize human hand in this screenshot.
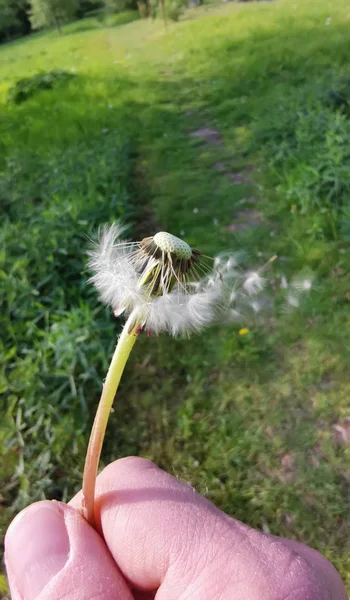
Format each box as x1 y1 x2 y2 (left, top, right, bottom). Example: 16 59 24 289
5 457 347 600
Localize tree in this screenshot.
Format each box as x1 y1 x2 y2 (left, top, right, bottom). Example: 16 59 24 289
0 0 20 38
104 0 137 13
29 0 80 32
0 1 31 44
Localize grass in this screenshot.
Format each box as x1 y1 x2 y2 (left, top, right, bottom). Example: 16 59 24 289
1 0 350 593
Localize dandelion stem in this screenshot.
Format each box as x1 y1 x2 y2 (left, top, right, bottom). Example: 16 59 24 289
82 314 140 526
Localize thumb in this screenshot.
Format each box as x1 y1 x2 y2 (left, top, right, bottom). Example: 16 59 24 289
5 500 133 600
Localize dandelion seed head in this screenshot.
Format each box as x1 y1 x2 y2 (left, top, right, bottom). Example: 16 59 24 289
88 223 311 336
89 225 210 335
153 231 192 259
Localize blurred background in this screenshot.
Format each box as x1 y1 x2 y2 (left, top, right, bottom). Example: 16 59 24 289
1 0 350 595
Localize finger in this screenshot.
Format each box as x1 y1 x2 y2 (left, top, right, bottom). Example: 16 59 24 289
5 500 133 600
70 457 347 599
70 456 267 595
284 539 348 600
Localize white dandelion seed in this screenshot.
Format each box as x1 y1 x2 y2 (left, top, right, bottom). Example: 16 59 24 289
280 275 288 289
214 250 244 276
291 276 313 294
286 292 300 310
243 271 266 295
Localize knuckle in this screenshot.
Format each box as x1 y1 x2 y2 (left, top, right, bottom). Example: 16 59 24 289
278 550 328 600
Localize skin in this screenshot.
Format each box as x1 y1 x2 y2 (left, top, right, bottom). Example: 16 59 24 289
5 457 348 600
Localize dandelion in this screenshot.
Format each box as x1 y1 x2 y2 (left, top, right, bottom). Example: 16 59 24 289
81 226 300 525
83 226 223 524
88 225 219 336
239 328 249 336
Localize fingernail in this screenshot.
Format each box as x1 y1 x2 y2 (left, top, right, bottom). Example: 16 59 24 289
5 501 70 600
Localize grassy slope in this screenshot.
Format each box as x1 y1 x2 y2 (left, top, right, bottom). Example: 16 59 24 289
1 0 350 592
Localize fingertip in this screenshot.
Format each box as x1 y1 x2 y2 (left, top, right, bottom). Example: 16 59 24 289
98 456 160 487
6 500 133 600
5 501 70 600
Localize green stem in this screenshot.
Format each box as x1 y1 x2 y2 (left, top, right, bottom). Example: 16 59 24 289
82 314 139 526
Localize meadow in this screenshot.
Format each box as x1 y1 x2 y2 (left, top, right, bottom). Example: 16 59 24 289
1 0 350 593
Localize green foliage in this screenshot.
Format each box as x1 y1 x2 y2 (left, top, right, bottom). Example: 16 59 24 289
164 0 184 21
105 9 139 25
0 0 30 44
29 0 80 31
1 131 133 509
327 75 350 116
148 0 184 21
62 16 102 32
61 9 139 32
7 69 75 103
76 1 104 18
104 0 138 15
0 0 19 34
255 99 350 238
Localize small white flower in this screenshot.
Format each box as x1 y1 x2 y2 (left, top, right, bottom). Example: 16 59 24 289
325 16 332 25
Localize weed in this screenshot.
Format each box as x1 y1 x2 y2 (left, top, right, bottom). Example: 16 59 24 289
7 69 75 104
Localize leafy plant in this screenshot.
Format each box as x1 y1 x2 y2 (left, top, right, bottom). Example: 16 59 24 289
7 69 76 104
105 9 139 25
254 97 350 238
1 131 133 511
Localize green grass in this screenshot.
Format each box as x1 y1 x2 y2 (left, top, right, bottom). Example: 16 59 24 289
1 0 350 593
